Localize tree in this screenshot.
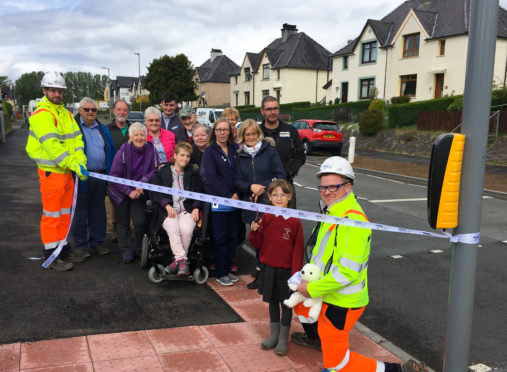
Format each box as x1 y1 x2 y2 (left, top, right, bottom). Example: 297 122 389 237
145 54 197 103
0 76 9 87
64 72 108 104
15 71 45 107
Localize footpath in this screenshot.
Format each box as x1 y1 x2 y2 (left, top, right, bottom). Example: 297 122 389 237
5 121 504 371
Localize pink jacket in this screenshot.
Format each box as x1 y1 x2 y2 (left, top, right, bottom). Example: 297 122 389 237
147 128 175 162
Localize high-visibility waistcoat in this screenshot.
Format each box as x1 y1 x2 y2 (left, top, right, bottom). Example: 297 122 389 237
307 192 371 308
26 96 86 174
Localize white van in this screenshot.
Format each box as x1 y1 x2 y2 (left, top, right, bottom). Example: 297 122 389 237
196 108 224 127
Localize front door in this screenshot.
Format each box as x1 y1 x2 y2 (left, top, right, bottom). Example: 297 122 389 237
435 74 444 99
341 82 348 103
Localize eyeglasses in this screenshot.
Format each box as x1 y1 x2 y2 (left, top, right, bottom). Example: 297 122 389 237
81 107 97 113
146 119 161 123
244 132 258 138
215 128 230 133
271 193 289 199
317 183 348 193
263 107 279 112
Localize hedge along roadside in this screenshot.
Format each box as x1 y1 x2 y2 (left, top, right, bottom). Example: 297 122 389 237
238 100 371 123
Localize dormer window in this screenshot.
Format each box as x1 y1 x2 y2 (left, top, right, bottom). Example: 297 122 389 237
361 41 377 64
403 33 420 57
244 67 251 81
263 64 270 79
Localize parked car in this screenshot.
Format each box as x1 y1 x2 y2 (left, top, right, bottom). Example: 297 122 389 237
127 111 145 125
196 108 224 127
292 119 343 155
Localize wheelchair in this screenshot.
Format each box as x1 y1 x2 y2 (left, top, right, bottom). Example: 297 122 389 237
140 200 211 285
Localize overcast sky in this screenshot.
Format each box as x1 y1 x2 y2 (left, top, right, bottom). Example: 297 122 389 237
1 0 507 82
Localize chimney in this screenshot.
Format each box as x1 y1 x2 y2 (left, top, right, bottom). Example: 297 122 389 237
210 48 222 62
281 23 298 42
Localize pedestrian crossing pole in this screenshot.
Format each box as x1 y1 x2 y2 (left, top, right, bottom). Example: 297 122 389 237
443 0 499 371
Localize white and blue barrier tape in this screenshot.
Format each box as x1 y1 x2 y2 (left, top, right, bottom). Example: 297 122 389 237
40 171 480 268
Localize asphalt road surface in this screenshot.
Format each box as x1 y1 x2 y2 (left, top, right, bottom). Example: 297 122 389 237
299 154 507 371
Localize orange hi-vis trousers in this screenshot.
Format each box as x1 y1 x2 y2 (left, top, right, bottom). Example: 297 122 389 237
38 169 74 253
318 303 385 371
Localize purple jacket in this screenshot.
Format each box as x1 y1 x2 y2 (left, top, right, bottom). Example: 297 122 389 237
108 141 159 204
201 141 238 198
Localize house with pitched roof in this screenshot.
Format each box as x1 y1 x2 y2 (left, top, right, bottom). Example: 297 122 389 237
329 0 507 103
194 49 240 107
231 24 331 106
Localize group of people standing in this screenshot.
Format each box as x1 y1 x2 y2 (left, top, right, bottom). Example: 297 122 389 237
26 71 427 372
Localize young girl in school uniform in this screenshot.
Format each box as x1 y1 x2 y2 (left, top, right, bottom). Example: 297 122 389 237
249 179 304 356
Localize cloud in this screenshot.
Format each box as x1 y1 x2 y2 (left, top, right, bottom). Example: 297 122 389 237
1 0 507 82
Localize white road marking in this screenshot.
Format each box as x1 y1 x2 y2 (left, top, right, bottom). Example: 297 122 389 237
305 163 320 168
391 255 403 259
357 197 368 201
469 363 492 372
363 174 406 184
370 198 427 203
293 182 303 187
430 250 444 253
304 186 318 191
502 240 507 244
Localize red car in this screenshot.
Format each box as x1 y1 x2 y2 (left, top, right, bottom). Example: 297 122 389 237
292 119 343 155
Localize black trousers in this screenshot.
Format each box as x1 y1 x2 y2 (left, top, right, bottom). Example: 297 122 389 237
112 195 147 257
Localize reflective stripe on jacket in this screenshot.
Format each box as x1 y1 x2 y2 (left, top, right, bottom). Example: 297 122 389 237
307 192 371 308
26 96 86 174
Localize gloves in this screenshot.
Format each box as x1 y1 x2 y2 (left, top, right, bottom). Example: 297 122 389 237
76 164 89 181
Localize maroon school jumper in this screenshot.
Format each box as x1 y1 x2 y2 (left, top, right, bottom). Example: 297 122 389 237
249 214 304 275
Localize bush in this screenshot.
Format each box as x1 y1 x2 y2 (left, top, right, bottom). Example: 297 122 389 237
391 96 411 104
334 97 341 104
387 96 456 128
369 99 385 112
359 109 383 136
447 96 463 111
2 100 13 116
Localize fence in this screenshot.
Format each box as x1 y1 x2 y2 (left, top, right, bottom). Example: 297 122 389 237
417 110 507 135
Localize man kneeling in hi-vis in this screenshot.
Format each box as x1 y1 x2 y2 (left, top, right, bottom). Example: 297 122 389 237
295 157 427 372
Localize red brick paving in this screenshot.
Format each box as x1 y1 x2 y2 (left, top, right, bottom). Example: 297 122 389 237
1 275 403 371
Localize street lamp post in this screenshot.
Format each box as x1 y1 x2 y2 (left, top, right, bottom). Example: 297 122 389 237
133 52 142 112
101 67 111 118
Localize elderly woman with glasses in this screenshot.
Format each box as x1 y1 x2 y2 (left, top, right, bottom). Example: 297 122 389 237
145 106 175 163
190 124 211 166
201 118 240 286
108 122 159 263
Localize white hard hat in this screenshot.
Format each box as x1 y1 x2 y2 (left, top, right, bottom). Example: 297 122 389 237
41 71 67 89
316 156 355 180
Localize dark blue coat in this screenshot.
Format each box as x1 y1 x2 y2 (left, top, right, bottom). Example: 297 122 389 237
235 141 286 222
201 141 238 198
235 141 286 197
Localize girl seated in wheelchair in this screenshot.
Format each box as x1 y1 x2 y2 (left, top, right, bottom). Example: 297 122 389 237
150 142 204 276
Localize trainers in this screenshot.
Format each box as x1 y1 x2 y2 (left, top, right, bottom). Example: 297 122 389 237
95 244 110 255
48 258 74 271
291 332 321 350
230 264 238 272
401 360 428 372
64 251 85 263
216 276 233 286
228 273 239 282
165 260 180 274
177 259 190 276
78 248 92 258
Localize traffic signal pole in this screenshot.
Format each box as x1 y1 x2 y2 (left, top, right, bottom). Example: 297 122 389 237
443 1 499 371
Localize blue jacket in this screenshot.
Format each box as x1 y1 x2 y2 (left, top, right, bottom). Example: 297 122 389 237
201 141 238 198
235 141 286 197
75 114 116 191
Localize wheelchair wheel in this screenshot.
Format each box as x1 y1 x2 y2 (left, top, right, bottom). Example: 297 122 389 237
140 234 150 268
192 266 209 285
148 264 165 284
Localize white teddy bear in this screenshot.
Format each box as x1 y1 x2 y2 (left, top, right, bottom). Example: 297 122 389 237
283 263 323 321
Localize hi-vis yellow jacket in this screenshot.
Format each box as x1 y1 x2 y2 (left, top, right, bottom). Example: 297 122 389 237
26 96 86 174
307 192 371 308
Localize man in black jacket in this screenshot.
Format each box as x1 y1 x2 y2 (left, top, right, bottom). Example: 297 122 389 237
259 96 305 208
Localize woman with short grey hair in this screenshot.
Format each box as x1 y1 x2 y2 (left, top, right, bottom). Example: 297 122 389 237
190 124 211 166
145 106 175 163
108 120 159 263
